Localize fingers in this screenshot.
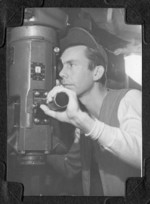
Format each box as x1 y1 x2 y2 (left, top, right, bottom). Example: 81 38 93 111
46 86 64 103
40 104 67 122
46 85 73 104
40 104 57 118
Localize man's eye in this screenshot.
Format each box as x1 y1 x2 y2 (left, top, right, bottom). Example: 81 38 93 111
69 62 76 67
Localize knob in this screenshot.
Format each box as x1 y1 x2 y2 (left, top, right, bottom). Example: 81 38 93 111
34 118 40 123
34 91 40 96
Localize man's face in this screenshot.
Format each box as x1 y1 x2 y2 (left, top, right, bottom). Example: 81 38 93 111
59 46 94 97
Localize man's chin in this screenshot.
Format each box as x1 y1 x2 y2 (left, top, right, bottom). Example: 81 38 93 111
63 84 74 90
63 85 78 93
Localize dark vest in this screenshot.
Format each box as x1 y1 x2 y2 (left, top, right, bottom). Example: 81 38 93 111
80 89 141 196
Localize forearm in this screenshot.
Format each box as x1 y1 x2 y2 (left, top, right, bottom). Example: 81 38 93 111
74 110 99 134
74 110 105 141
74 111 141 169
75 90 142 169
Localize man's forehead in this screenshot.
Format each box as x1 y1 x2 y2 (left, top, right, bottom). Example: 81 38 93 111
60 45 87 60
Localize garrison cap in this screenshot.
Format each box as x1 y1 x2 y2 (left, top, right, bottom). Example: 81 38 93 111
60 27 108 66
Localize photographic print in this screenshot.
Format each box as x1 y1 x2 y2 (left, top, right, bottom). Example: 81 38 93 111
0 2 149 203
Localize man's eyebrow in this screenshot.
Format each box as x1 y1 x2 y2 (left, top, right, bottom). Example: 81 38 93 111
60 59 79 64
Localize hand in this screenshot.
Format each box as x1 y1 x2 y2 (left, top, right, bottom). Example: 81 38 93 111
40 85 81 125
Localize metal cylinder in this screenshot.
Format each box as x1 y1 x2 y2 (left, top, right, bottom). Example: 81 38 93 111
7 25 57 154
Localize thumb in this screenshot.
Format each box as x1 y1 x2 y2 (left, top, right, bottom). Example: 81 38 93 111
56 79 61 86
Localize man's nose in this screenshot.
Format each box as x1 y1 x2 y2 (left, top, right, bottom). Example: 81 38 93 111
59 66 68 78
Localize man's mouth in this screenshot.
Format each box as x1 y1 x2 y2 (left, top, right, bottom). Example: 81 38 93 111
63 84 73 87
61 81 71 86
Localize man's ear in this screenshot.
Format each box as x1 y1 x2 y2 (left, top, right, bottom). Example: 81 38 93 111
93 65 105 81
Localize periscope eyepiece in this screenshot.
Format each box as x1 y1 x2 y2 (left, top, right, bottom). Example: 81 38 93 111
48 92 69 111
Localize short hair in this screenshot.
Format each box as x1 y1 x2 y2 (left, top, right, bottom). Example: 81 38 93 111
85 47 107 85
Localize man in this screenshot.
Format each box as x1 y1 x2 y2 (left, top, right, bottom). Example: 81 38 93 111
40 27 142 196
